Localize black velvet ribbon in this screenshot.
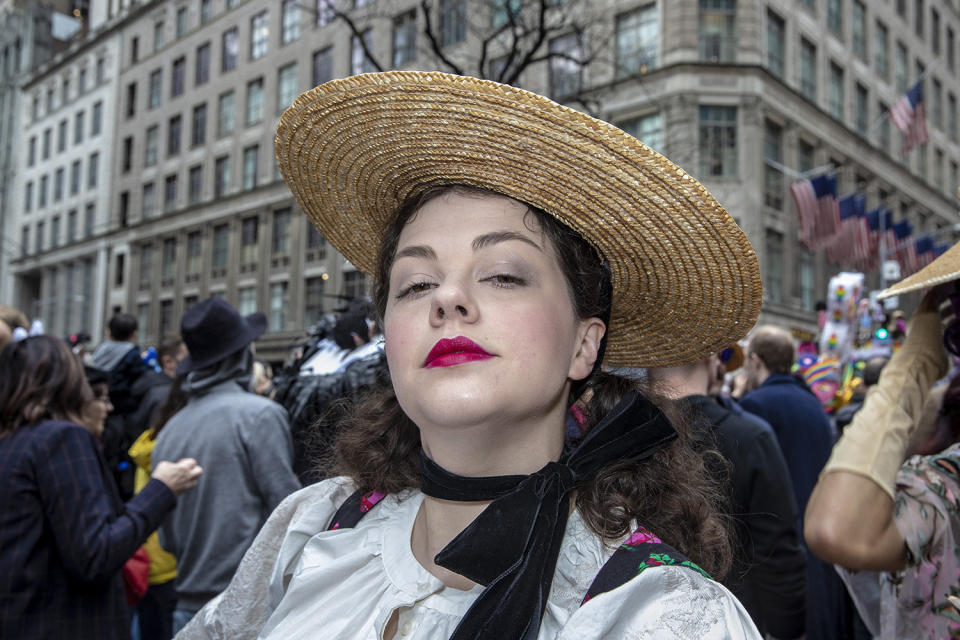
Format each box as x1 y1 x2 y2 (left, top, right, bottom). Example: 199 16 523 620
418 390 678 640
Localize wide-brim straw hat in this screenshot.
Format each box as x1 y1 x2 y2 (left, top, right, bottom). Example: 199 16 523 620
275 71 762 368
879 242 960 299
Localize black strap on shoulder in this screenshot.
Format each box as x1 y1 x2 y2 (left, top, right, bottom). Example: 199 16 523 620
326 489 387 531
581 528 713 605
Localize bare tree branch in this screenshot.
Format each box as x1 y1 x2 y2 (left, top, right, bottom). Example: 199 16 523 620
330 1 385 73
420 0 466 76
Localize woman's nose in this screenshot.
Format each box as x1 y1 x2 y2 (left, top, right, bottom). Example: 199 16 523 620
430 280 478 325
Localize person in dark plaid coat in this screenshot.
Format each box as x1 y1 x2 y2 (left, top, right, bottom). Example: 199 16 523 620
0 335 203 640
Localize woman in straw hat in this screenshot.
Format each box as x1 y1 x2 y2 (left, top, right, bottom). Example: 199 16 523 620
177 72 763 639
806 244 960 640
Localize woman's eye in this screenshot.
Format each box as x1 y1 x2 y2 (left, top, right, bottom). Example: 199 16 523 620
395 281 435 300
486 274 526 288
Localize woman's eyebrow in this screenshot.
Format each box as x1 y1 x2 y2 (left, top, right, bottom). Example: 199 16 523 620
472 231 542 252
395 245 437 261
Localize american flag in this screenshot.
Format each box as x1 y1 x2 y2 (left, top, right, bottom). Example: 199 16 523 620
892 220 916 274
889 81 929 154
790 174 839 249
827 194 869 265
915 236 935 270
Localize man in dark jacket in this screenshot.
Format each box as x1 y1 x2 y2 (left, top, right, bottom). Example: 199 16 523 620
130 335 186 434
740 325 845 640
91 313 151 500
649 355 806 639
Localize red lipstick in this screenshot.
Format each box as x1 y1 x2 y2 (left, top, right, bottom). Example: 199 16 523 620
424 336 493 368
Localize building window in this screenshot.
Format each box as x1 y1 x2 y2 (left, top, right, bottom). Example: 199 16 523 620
616 5 657 78
313 48 333 86
35 221 44 253
131 36 139 64
142 182 156 218
172 57 185 97
932 8 941 55
828 61 844 121
827 0 843 36
215 155 230 197
39 174 48 207
196 42 211 86
799 39 816 100
948 92 957 142
852 1 866 61
273 208 291 256
187 231 202 276
282 0 301 44
24 181 33 212
164 174 178 212
246 78 264 125
895 41 908 93
168 115 182 156
42 128 51 160
85 203 94 237
243 145 258 190
67 209 77 243
766 10 785 78
217 91 236 138
70 159 81 195
855 83 868 136
51 216 59 248
140 244 153 289
154 20 165 52
440 0 467 46
136 302 149 339
27 136 35 166
797 248 814 311
92 101 102 136
145 125 159 166
115 254 126 287
315 0 335 25
932 78 943 129
88 152 99 189
251 11 269 60
342 270 367 298
126 82 137 118
53 167 64 202
120 191 130 227
306 224 327 259
57 119 67 152
875 21 889 80
192 103 207 146
351 31 375 75
78 68 87 93
239 287 258 316
915 0 925 38
949 27 956 73
222 27 238 72
188 164 203 204
699 106 737 177
305 276 326 326
149 69 162 108
159 299 174 336
618 112 664 154
241 216 259 264
201 0 212 24
393 11 417 67
21 226 28 256
270 282 289 332
162 238 176 282
934 148 944 190
548 33 583 98
698 0 735 63
278 63 298 112
176 6 188 38
212 224 229 271
74 111 84 144
765 230 783 304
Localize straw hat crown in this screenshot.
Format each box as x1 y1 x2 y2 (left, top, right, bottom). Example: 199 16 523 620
275 71 762 368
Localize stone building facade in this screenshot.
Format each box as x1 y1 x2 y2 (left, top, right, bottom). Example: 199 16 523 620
4 0 959 359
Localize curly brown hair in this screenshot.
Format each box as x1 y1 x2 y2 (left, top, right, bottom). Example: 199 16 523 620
326 185 732 578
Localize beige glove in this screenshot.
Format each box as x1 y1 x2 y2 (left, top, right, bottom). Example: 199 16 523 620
821 310 948 500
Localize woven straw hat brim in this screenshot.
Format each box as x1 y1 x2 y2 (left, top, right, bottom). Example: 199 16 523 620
879 241 960 299
275 71 762 368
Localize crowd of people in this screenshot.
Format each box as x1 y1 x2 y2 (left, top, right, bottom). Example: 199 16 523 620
2 71 960 640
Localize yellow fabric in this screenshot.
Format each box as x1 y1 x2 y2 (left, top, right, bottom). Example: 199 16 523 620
822 311 949 500
129 430 178 585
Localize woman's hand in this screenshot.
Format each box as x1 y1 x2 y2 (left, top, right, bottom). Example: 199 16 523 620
152 458 203 496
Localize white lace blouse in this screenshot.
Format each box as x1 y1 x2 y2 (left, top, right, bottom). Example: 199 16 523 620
178 477 761 640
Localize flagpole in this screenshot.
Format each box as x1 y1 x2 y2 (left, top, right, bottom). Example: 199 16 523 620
879 209 887 290
764 158 835 180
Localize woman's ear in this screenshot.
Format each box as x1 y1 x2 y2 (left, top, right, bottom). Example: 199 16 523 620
569 318 606 381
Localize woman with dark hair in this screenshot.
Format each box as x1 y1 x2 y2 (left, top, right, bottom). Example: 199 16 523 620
179 72 763 639
0 336 203 640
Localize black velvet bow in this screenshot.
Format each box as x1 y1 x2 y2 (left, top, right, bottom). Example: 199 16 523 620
418 390 678 640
